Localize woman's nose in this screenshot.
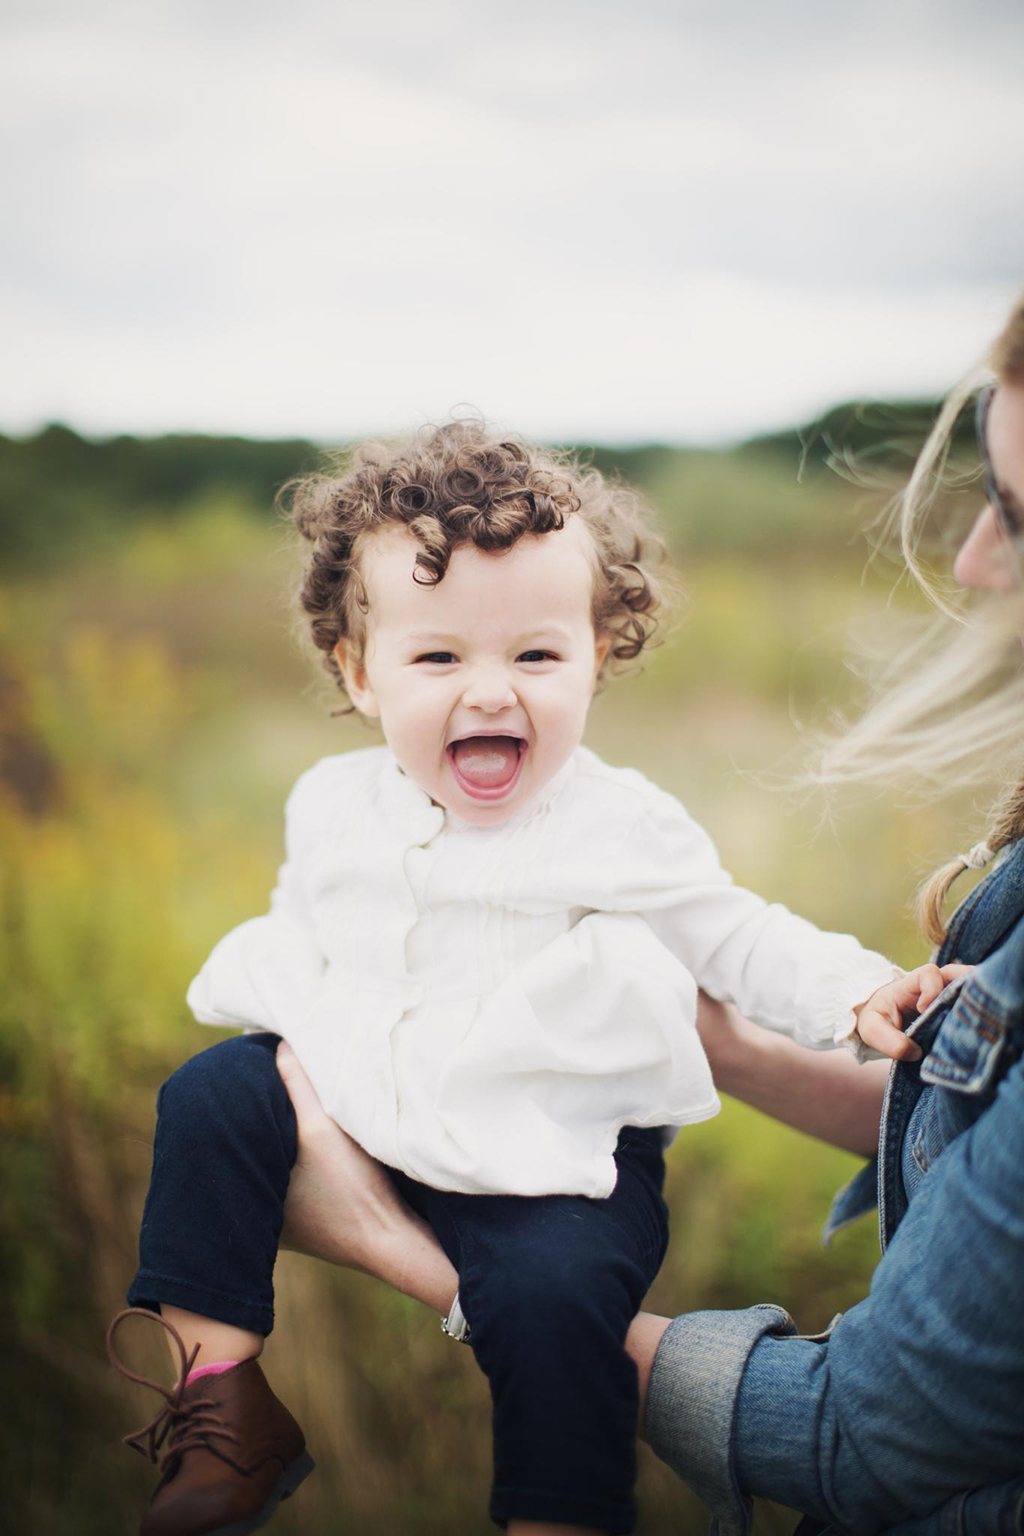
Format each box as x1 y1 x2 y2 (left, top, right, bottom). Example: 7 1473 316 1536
953 503 1020 594
462 667 518 712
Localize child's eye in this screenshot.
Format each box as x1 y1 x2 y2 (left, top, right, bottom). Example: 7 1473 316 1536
414 652 458 665
517 649 558 664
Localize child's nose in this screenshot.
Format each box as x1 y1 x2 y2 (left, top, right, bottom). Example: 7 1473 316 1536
462 667 518 712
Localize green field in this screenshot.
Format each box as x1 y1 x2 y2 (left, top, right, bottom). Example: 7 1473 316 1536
1 431 988 1534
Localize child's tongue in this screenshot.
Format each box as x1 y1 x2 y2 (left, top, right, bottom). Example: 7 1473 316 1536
450 736 520 789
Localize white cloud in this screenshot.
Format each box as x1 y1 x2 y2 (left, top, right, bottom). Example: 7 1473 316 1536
2 0 1022 442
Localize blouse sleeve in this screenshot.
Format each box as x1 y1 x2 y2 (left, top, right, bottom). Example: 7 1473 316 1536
185 766 328 1035
613 788 897 1051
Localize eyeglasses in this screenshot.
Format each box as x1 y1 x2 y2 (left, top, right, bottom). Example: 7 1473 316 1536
975 384 1023 541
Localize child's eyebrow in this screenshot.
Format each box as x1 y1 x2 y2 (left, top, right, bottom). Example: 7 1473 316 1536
512 624 575 644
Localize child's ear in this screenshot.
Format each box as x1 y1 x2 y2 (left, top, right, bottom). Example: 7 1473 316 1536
593 632 612 682
334 640 380 718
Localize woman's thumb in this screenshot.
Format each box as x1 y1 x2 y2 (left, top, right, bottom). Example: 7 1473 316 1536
276 1040 321 1126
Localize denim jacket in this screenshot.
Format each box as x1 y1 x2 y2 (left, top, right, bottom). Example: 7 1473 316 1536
648 842 1024 1536
826 835 1024 1251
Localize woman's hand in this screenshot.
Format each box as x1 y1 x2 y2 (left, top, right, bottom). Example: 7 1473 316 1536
853 963 973 1063
276 1042 458 1311
277 1040 405 1271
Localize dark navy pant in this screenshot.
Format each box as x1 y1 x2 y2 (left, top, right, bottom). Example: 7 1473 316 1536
129 1033 670 1532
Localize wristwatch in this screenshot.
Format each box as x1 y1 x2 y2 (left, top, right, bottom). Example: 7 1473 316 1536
440 1289 471 1344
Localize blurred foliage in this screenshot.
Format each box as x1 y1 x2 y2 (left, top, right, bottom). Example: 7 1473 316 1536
737 396 976 469
0 428 993 1534
0 423 318 567
0 398 977 571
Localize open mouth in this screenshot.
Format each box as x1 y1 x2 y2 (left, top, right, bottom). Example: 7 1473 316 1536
447 736 526 800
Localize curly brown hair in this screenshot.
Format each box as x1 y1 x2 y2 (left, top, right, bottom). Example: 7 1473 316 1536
281 418 668 702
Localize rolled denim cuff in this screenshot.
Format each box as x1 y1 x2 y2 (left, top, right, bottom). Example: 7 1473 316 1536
646 1304 798 1535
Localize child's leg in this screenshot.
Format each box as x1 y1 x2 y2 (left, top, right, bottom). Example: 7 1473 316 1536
111 1033 313 1536
158 1305 263 1373
127 1031 297 1363
404 1127 669 1535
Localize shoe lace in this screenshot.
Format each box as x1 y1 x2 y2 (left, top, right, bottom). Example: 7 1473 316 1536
106 1308 242 1466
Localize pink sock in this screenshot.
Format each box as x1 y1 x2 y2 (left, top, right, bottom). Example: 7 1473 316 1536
186 1360 239 1385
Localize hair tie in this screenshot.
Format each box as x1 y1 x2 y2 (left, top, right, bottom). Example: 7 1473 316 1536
960 840 993 871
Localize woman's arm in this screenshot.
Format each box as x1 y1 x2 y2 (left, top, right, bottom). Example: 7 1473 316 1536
277 1006 887 1432
278 1043 673 1428
695 992 887 1158
277 1043 458 1310
277 996 889 1300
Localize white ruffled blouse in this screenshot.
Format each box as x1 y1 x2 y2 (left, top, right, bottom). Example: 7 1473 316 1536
187 746 894 1198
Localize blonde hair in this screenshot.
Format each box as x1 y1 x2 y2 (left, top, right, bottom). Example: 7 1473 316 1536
815 292 1024 945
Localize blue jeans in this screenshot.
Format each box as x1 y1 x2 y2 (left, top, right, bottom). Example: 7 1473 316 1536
389 1139 668 1531
129 1032 296 1335
129 1032 669 1532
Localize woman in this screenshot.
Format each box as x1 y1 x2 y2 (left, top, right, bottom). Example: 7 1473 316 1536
276 292 1024 1534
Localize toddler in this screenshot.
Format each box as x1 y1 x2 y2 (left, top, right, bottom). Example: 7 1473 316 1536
109 421 955 1536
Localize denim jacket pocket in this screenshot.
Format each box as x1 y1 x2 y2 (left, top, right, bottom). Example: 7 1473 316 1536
919 984 1009 1094
907 986 1011 1182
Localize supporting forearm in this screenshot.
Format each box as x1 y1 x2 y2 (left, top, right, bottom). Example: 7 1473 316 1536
696 994 887 1159
376 1210 459 1312
278 1042 460 1308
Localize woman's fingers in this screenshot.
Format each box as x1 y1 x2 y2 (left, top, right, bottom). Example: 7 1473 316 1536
277 1040 332 1139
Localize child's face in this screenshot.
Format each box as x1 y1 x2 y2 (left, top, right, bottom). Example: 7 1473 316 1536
335 519 611 825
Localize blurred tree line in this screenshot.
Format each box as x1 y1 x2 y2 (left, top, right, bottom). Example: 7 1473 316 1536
0 399 973 569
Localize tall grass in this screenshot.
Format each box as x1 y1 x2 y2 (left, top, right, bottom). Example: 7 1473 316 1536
1 499 983 1534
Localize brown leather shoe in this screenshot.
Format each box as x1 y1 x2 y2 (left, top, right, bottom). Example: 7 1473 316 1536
107 1308 315 1536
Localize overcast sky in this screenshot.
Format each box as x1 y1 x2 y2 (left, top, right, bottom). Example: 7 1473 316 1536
3 0 1022 444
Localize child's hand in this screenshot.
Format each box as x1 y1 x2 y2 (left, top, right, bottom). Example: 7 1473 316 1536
854 963 974 1062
